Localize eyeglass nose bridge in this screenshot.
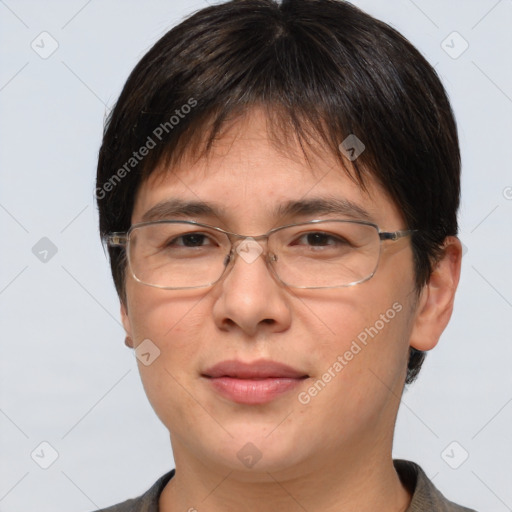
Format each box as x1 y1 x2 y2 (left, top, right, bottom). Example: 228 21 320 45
224 234 279 270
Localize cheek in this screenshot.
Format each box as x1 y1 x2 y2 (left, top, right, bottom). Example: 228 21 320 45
304 314 409 449
295 288 411 419
295 284 408 358
127 290 211 429
127 286 207 347
126 287 207 388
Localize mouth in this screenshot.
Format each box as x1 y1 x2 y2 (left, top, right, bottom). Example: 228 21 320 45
202 360 309 405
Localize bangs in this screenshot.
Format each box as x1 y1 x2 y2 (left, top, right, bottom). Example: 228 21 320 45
142 101 369 191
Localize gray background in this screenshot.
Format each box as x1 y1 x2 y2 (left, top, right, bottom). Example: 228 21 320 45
0 0 511 510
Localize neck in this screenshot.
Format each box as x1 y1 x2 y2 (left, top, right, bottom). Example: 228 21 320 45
159 444 412 512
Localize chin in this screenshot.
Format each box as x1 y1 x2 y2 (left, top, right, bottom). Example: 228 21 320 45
197 426 310 477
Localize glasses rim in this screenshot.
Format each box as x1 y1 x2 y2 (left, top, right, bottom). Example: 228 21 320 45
103 219 417 290
105 218 417 244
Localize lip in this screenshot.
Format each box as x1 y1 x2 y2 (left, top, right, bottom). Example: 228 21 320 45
202 360 309 405
203 360 307 379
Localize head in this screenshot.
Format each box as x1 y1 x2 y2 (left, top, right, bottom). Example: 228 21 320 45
96 0 461 476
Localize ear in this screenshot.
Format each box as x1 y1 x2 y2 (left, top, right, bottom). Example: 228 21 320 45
409 236 462 351
121 301 134 348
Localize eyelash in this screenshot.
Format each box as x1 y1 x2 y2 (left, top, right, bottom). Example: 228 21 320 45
164 231 349 249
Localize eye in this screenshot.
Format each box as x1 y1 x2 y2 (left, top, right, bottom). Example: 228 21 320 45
294 231 350 247
163 232 217 248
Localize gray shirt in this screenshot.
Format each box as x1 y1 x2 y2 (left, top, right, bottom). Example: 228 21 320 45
98 459 477 511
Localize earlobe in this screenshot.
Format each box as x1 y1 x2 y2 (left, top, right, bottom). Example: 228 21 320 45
409 236 462 352
120 301 134 347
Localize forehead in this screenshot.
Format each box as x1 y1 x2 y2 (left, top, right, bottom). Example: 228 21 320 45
132 108 403 230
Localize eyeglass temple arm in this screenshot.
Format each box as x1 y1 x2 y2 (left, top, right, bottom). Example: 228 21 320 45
379 229 416 241
379 229 418 241
103 233 128 247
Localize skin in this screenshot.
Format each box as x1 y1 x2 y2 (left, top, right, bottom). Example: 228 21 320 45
120 108 462 512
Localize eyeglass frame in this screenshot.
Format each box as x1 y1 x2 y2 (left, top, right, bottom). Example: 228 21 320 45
104 218 417 290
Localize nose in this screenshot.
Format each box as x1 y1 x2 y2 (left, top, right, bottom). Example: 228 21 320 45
212 237 292 337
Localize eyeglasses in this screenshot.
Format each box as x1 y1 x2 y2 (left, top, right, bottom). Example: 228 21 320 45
104 219 415 290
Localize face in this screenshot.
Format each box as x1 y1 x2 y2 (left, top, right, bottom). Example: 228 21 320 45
121 108 420 479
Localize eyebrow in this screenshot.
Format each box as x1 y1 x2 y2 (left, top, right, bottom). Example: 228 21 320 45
140 199 224 223
276 198 373 221
139 197 373 223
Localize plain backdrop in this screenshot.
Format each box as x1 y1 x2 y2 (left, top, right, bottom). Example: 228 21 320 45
0 0 511 510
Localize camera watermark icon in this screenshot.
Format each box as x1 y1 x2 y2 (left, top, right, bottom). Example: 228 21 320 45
31 31 59 59
31 441 59 469
339 134 365 161
441 441 469 469
135 339 161 366
32 237 58 263
236 237 263 264
441 32 469 60
237 442 262 468
503 187 512 200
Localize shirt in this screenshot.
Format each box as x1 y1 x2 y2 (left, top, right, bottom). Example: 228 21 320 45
98 459 478 511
